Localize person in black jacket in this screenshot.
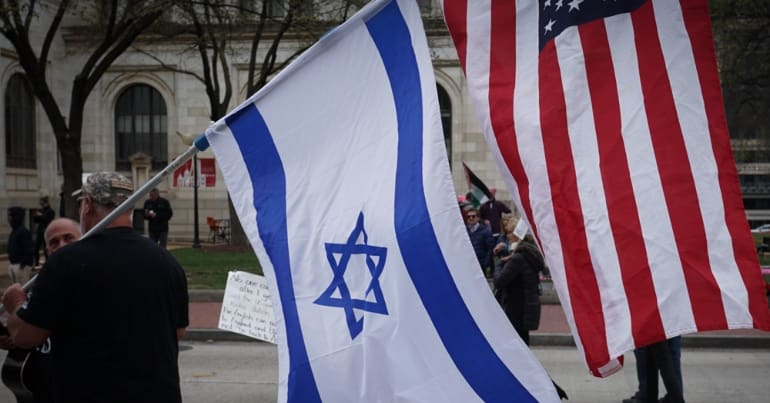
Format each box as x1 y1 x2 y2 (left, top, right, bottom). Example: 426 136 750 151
493 225 568 400
7 206 34 284
465 207 494 277
493 234 543 345
144 188 173 248
32 196 55 266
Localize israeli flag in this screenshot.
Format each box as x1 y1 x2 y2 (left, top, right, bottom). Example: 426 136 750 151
206 0 558 401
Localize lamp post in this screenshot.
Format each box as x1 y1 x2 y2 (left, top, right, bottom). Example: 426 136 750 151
177 132 201 249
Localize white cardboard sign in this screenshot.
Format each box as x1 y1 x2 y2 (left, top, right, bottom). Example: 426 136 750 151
218 271 277 343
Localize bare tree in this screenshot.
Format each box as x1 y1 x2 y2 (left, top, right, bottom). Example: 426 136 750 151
709 0 770 144
141 0 363 248
0 0 174 217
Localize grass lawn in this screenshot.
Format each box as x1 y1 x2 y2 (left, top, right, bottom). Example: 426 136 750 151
4 234 768 288
760 254 770 285
170 246 262 289
752 232 768 245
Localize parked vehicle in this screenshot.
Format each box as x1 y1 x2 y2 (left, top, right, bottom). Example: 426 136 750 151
751 224 770 233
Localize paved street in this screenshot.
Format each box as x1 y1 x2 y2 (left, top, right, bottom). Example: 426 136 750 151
2 341 766 402
0 262 763 402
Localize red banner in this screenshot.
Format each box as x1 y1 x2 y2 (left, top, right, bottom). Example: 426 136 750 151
173 158 216 188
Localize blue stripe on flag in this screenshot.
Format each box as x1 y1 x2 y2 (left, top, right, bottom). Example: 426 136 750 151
365 2 536 401
225 106 321 402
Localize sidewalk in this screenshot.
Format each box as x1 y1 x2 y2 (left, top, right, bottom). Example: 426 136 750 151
185 290 770 348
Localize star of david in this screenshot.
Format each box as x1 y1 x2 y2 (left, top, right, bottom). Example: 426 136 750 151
314 212 388 339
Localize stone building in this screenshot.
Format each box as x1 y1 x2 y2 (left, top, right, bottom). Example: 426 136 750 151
0 1 515 244
1 0 767 246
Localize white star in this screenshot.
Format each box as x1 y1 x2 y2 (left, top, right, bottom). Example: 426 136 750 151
556 0 564 11
544 19 556 33
544 0 552 9
568 0 584 11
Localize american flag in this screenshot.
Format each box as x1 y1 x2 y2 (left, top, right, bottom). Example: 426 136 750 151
442 0 770 377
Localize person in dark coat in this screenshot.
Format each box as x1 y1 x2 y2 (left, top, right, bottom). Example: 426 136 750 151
465 207 494 276
493 235 543 345
493 227 569 400
33 196 55 265
7 206 34 284
479 187 511 236
144 188 174 248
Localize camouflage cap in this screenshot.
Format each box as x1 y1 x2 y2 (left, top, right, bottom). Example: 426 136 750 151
72 172 134 206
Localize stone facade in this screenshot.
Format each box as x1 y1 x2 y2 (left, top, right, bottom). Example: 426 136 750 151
2 2 766 245
0 4 517 243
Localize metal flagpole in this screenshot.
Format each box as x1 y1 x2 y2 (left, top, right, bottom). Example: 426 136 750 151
0 134 210 313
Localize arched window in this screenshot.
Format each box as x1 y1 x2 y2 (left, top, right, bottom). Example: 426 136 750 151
115 84 167 171
5 73 36 169
437 84 452 164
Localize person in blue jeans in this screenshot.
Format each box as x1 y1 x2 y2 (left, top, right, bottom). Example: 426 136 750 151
623 336 683 403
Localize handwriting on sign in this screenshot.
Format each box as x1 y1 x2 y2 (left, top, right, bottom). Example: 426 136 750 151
218 271 277 344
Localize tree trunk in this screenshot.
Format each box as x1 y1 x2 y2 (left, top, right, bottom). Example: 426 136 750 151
227 196 251 252
57 132 84 219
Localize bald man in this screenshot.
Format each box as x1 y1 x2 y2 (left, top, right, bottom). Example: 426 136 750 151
30 218 81 273
43 218 81 256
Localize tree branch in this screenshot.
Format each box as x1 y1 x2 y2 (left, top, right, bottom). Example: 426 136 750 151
40 0 70 67
132 46 205 82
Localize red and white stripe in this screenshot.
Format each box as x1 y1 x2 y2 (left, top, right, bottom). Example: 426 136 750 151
442 0 770 377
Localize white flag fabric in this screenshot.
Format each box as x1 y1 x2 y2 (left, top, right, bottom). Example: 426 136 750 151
441 0 770 377
205 0 558 401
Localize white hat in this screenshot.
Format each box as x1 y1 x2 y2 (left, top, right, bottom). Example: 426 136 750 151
513 218 529 239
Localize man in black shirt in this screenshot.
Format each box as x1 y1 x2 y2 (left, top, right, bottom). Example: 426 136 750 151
2 172 189 403
143 188 173 248
0 218 81 403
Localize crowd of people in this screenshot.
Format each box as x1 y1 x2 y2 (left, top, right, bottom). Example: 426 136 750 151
459 187 685 402
6 185 173 268
461 196 569 401
2 172 689 402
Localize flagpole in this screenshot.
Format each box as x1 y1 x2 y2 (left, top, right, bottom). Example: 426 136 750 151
0 134 210 313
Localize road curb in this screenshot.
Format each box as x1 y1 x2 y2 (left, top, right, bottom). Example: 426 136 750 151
530 333 770 348
189 289 225 302
185 329 263 343
680 334 770 349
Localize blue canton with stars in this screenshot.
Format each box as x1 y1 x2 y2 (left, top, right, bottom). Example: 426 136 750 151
314 212 388 339
539 0 646 50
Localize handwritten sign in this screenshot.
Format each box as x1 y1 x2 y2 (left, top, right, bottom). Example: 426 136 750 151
218 271 277 343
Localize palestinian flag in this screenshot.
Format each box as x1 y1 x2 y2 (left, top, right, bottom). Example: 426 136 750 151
463 162 490 207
